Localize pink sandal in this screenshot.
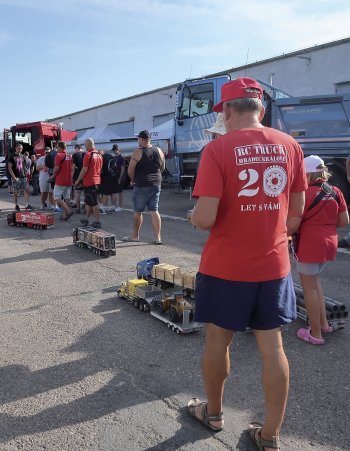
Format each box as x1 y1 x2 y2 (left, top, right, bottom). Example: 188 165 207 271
297 328 325 345
321 325 333 334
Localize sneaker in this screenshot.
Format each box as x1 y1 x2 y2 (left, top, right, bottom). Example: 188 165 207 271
80 218 89 227
91 221 102 229
15 205 20 212
25 204 34 210
114 207 123 212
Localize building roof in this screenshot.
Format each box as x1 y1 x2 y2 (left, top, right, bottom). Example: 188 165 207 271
49 36 350 121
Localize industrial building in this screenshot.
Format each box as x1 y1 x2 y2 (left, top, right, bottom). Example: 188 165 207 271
50 37 350 142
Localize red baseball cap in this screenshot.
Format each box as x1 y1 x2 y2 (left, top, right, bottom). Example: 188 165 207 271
213 77 263 112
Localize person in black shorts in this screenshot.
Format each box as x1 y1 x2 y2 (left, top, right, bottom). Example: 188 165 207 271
72 144 85 213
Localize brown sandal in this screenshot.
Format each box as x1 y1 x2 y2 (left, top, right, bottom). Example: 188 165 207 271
249 423 280 450
187 398 224 432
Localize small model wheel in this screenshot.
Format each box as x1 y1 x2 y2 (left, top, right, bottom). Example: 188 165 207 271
139 302 144 311
169 309 180 323
190 292 195 300
176 328 181 334
143 304 150 313
167 323 171 328
133 299 140 309
172 325 176 332
156 301 164 314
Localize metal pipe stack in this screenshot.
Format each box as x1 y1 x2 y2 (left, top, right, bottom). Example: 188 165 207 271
294 283 348 331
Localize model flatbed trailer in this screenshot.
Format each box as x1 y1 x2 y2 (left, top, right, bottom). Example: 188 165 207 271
72 226 116 257
118 278 203 334
7 211 54 228
294 283 348 331
150 309 203 334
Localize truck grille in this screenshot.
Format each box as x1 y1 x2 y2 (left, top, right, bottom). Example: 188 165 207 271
0 166 6 177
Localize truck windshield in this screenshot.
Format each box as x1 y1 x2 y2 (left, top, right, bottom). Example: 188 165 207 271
279 102 350 137
180 83 214 119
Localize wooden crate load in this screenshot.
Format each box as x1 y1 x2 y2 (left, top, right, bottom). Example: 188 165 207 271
151 263 182 283
183 272 196 290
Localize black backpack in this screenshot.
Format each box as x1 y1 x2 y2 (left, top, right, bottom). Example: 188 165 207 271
106 155 120 177
44 149 57 172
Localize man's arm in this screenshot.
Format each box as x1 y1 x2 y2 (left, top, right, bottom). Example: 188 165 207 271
157 147 165 172
190 196 220 230
8 160 16 181
75 167 88 186
287 191 305 236
127 149 142 183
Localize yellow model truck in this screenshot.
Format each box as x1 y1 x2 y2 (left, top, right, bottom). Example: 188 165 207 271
117 279 163 312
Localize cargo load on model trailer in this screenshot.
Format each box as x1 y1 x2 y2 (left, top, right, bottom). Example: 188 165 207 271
171 76 350 203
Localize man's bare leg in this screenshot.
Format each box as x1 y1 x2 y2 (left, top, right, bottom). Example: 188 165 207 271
150 211 161 242
131 212 142 240
254 328 289 449
193 323 234 429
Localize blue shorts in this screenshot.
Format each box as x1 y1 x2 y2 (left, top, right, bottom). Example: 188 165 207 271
194 272 296 331
132 186 161 212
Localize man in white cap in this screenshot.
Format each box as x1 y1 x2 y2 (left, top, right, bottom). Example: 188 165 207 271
187 77 308 450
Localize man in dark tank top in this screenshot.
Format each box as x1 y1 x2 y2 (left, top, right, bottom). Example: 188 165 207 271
122 130 165 244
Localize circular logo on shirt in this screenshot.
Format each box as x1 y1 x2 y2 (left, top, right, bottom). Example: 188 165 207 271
263 165 287 197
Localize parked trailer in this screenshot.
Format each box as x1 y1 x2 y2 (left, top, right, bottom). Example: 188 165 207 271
7 211 54 229
72 226 116 257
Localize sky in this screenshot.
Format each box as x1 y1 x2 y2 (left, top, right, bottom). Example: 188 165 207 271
1 0 350 129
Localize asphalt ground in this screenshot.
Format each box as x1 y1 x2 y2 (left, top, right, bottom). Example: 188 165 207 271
0 185 349 451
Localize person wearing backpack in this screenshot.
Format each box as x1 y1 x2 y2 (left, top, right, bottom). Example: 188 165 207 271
99 148 121 214
295 155 349 345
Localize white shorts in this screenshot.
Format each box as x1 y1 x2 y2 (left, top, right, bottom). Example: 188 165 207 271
39 179 51 193
296 261 327 275
54 185 71 200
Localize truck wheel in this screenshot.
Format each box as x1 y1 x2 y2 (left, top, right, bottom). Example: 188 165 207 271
133 299 140 309
169 309 179 323
143 303 150 313
157 301 164 314
139 301 144 311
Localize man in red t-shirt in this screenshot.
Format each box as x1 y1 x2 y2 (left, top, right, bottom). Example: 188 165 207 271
52 141 74 220
74 138 102 228
187 78 308 449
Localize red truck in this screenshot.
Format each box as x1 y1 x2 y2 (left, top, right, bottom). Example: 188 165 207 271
7 211 55 228
3 121 77 158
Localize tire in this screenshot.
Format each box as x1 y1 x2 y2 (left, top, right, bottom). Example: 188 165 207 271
143 303 150 313
169 309 180 323
133 299 140 309
157 301 164 314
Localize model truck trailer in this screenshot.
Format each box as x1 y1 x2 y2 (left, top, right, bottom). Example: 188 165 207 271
173 76 350 203
117 277 202 334
73 226 116 256
7 211 55 228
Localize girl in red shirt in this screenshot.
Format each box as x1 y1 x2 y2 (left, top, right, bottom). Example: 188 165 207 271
296 156 349 345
